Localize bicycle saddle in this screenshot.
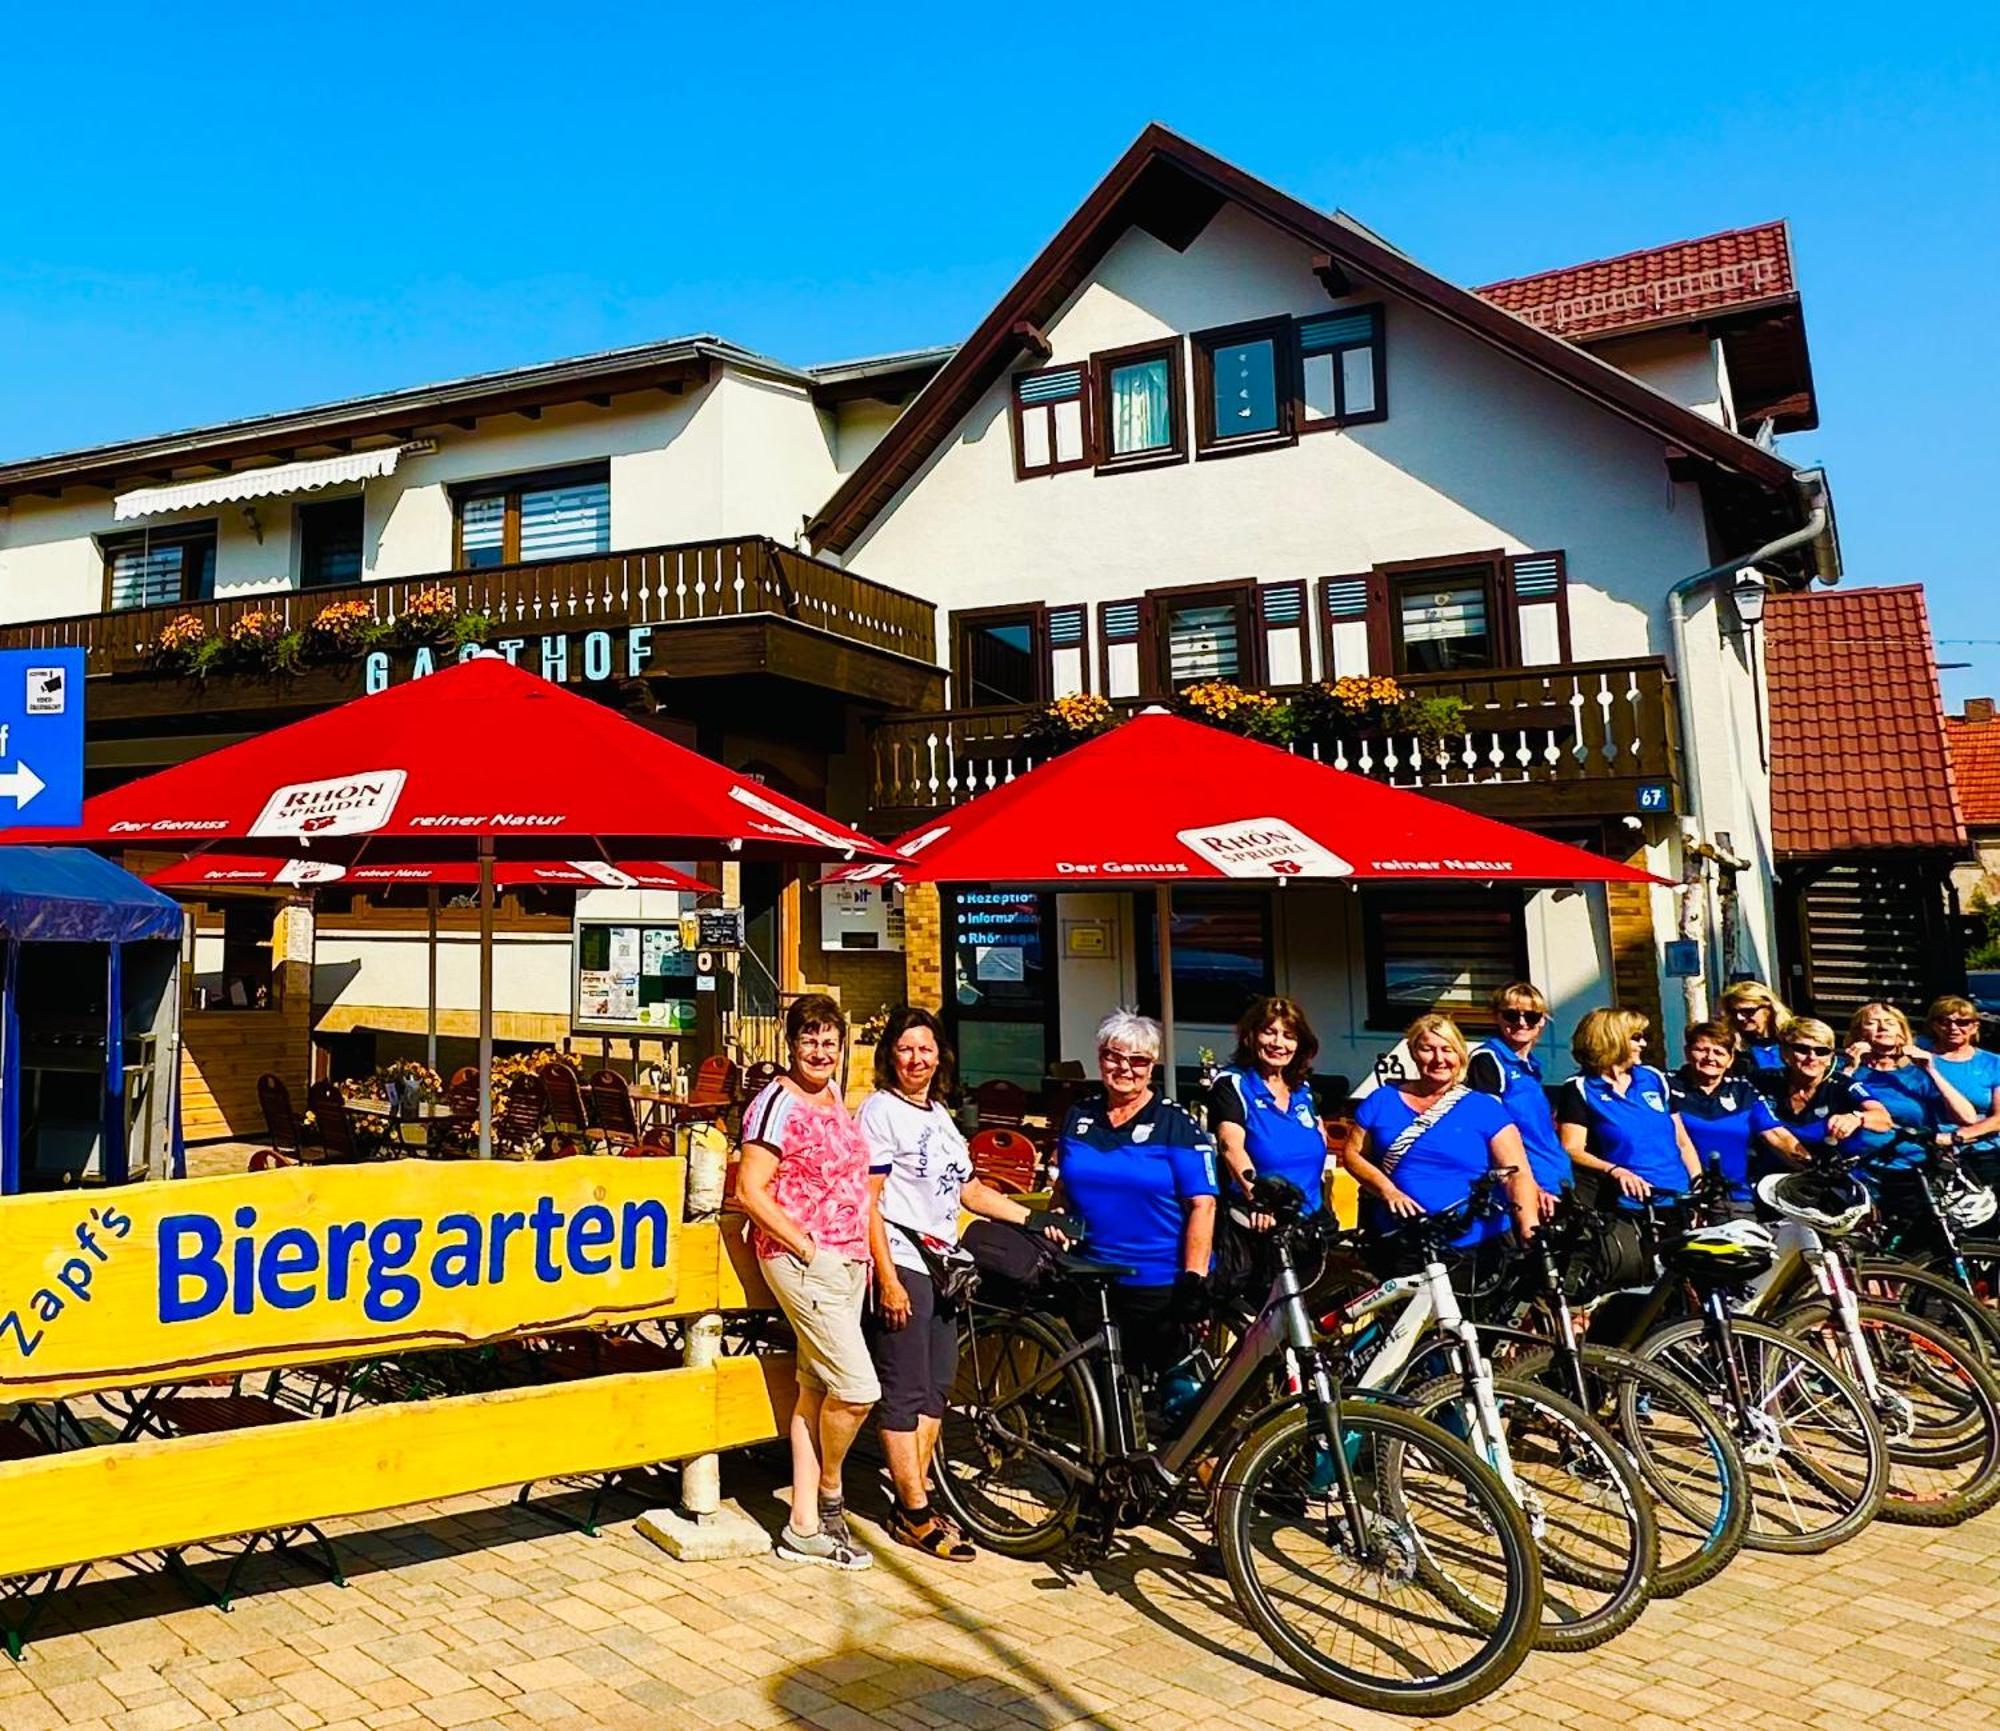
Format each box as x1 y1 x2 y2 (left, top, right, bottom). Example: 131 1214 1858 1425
1051 1250 1139 1283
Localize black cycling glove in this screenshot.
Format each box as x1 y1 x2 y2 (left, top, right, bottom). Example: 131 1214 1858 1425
1172 1269 1212 1324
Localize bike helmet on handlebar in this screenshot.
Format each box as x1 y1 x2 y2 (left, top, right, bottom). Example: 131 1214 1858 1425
1665 1218 1776 1283
1934 1164 2000 1232
1756 1167 1873 1235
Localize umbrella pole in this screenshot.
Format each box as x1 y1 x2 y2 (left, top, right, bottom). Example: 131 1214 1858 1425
478 837 494 1160
1154 883 1177 1100
426 887 439 1075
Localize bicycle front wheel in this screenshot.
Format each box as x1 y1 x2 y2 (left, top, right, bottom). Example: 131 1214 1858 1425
1775 1301 2000 1526
1635 1315 1887 1554
1400 1373 1657 1651
935 1308 1102 1557
1853 1257 2000 1366
1217 1403 1542 1717
1510 1343 1750 1597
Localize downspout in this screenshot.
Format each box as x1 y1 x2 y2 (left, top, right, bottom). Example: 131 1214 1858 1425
1666 469 1830 1020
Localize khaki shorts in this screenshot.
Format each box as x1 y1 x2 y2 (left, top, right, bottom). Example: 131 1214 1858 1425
761 1248 881 1405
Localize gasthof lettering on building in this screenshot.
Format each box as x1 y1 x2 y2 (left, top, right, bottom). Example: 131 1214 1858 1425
0 125 1846 1136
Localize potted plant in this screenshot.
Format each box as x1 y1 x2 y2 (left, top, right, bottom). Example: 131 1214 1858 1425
303 598 382 662
1294 675 1405 749
223 609 296 674
1024 691 1116 749
1392 691 1471 751
146 612 213 676
396 584 462 646
1178 679 1294 743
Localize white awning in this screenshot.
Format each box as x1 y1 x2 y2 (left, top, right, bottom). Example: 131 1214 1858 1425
113 446 404 521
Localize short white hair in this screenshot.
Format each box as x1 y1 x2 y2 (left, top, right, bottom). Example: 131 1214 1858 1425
1095 1008 1162 1059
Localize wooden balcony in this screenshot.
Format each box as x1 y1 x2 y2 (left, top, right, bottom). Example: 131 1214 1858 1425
0 537 942 720
868 658 1681 825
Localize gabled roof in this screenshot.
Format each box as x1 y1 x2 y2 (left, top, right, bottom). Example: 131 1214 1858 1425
1477 222 1816 434
807 125 1802 557
1946 711 2000 828
1478 222 1795 340
1766 585 1964 859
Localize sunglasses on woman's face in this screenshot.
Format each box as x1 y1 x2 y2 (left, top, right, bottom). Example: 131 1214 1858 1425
1100 1049 1155 1074
1787 1043 1834 1059
1499 1009 1545 1027
1939 1016 1980 1028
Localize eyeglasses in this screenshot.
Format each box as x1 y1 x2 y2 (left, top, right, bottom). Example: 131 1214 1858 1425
1099 1049 1155 1073
1786 1043 1834 1058
794 1037 844 1056
1499 1009 1546 1027
1939 1016 1981 1028
1729 1005 1765 1019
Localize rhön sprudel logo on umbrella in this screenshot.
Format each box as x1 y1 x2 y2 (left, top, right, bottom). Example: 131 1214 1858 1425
251 770 408 839
1175 818 1354 879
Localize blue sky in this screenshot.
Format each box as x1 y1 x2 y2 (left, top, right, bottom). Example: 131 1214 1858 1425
4 5 1996 696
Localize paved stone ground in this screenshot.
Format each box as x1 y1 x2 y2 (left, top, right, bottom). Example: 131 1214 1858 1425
6 1440 1999 1731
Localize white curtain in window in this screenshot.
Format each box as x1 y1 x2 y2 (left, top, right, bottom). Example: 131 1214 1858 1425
1110 360 1170 454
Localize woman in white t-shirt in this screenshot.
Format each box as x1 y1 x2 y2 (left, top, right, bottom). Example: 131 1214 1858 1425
862 1006 1039 1562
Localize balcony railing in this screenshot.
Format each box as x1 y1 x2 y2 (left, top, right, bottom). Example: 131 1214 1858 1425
869 658 1680 816
0 537 938 674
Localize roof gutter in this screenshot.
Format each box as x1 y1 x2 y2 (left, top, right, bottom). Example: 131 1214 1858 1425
1667 466 1831 1016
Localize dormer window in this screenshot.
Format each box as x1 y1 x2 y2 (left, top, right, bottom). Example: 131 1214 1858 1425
1010 364 1091 478
1297 305 1386 428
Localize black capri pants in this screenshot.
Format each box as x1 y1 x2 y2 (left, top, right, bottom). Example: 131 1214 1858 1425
865 1267 958 1432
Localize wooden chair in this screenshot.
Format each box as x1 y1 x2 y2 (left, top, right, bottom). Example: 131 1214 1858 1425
307 1082 379 1163
258 1074 319 1164
972 1078 1030 1133
743 1059 781 1101
493 1073 551 1159
587 1070 641 1151
968 1127 1039 1195
539 1061 596 1155
424 1073 481 1157
683 1055 738 1120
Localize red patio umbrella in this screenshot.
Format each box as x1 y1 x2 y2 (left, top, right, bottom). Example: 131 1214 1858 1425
14 654 891 1154
145 852 717 895
835 709 1663 1071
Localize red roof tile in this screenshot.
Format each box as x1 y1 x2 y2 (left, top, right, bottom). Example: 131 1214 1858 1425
1946 714 2000 827
1765 586 1964 858
1479 222 1795 341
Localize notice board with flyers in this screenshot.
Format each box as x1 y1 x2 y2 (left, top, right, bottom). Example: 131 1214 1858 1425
572 919 698 1034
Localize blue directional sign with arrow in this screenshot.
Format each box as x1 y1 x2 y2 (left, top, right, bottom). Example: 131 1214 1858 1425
0 648 84 830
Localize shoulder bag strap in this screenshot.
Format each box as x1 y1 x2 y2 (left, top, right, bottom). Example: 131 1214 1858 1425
1379 1084 1470 1178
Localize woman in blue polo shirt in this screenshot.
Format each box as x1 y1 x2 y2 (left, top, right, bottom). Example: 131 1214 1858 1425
1720 982 1788 1076
1838 1001 1977 1184
1343 1014 1540 1247
1924 995 2000 1180
1210 996 1330 1214
1762 1016 1891 1156
1466 980 1569 1219
1556 1008 1703 1210
1669 1019 1804 1208
1053 1008 1218 1379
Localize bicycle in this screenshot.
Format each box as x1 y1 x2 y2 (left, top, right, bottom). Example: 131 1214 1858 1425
937 1178 1544 1717
1462 1188 1751 1596
1320 1189 1659 1651
1566 1185 1890 1554
1856 1140 2000 1357
1742 1155 2000 1526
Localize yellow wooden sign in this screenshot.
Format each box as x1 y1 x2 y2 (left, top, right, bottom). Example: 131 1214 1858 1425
0 1156 685 1399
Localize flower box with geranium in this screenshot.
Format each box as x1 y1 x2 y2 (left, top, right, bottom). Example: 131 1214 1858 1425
1177 680 1294 743
1025 691 1116 747
397 584 461 645
304 598 381 660
147 612 213 676
224 609 303 674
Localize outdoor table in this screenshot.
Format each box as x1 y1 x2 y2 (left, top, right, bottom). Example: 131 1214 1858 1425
628 1087 693 1138
345 1097 457 1154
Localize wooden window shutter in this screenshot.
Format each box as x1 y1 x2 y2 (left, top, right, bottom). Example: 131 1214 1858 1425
1046 603 1088 696
1504 551 1571 666
1098 597 1149 699
1321 571 1397 674
1257 581 1309 685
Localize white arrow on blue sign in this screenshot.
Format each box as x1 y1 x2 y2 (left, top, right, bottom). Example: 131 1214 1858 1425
0 648 85 830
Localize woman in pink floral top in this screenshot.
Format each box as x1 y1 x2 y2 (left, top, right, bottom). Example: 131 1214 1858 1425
736 994 881 1570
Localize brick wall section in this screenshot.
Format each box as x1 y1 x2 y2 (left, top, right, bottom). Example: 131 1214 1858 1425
1605 847 1664 1031
818 949 908 1025
902 885 943 1011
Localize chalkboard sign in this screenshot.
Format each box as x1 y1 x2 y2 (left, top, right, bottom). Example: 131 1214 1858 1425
696 908 745 950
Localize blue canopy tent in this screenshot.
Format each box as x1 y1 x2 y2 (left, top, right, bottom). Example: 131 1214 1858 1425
0 848 184 1194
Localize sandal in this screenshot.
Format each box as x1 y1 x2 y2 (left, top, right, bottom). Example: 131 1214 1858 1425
887 1506 976 1562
